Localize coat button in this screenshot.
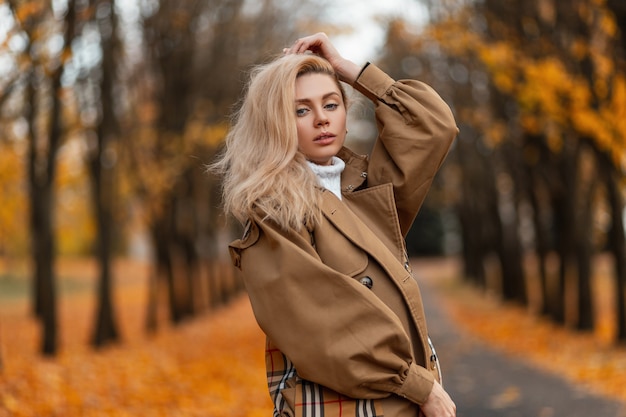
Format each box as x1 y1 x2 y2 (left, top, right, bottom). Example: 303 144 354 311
359 276 373 289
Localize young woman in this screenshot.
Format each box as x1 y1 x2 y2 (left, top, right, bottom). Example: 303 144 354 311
213 33 458 417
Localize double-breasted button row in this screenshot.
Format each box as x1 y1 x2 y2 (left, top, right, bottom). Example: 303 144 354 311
359 276 373 289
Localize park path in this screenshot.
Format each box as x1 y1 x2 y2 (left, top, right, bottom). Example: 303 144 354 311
415 259 626 417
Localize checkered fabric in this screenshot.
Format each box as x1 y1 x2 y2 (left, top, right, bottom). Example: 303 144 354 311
266 339 384 417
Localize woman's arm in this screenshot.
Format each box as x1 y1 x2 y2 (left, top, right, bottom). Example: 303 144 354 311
354 64 458 236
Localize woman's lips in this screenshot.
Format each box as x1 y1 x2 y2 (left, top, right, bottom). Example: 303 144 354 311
314 133 336 145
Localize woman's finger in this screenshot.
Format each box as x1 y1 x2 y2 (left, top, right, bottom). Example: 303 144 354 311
284 33 329 55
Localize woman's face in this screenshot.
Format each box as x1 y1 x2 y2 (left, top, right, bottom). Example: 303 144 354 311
294 73 347 166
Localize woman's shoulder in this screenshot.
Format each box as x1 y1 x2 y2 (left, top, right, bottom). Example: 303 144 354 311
231 209 314 249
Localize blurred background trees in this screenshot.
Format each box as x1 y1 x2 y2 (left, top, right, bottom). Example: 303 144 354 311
0 0 332 355
1 0 626 356
384 0 626 343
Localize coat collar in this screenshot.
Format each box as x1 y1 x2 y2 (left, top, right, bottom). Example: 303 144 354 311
337 147 368 193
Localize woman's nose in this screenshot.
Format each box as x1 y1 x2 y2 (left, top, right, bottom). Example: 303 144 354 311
315 111 329 126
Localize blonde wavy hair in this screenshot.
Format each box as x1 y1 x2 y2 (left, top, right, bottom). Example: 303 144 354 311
211 53 348 231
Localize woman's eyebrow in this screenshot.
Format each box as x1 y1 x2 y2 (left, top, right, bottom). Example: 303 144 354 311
295 91 341 103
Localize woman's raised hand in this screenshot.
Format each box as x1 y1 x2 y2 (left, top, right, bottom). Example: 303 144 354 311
283 32 361 85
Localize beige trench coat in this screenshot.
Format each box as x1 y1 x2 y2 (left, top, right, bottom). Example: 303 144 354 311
229 63 458 417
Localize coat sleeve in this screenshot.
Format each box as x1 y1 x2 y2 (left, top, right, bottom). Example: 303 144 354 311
353 64 458 236
230 216 435 405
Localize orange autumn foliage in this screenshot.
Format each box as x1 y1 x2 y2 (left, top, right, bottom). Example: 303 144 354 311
0 259 272 417
414 3 626 166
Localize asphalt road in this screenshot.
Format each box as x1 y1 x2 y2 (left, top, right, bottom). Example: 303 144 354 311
419 272 626 417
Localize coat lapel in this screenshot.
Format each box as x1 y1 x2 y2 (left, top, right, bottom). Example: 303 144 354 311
319 190 407 283
319 190 430 360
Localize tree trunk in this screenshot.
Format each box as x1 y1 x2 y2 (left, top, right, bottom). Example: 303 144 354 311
150 214 185 324
550 141 581 324
172 171 199 317
29 183 57 356
456 132 490 288
552 198 571 325
496 147 527 305
25 61 44 320
498 219 526 304
575 167 596 331
526 165 551 316
601 153 626 342
24 11 71 354
90 0 120 347
90 164 119 346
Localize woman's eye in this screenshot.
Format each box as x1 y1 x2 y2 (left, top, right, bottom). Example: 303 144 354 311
325 103 339 110
296 108 308 116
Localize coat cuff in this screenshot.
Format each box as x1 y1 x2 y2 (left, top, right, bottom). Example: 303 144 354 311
353 63 396 103
394 363 435 405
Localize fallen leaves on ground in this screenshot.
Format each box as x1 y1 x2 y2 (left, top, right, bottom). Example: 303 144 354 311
0 259 271 417
4 256 626 416
414 257 626 404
